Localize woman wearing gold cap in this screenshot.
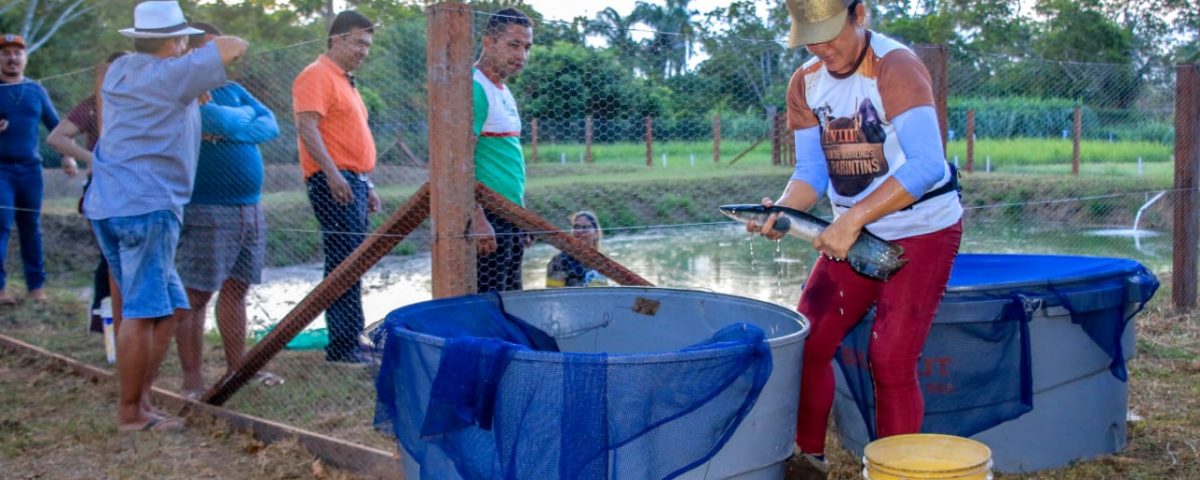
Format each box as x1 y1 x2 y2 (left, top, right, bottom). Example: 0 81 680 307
746 1 963 477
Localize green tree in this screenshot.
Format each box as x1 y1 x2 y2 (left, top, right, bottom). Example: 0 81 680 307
585 7 639 70
1034 0 1133 64
0 0 97 54
695 1 794 112
630 0 697 80
513 41 663 141
536 15 587 47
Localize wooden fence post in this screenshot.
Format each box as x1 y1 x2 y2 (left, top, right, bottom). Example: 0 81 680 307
784 112 795 165
530 118 539 164
768 106 779 165
713 114 721 164
774 111 792 165
966 109 976 173
427 2 476 298
645 116 654 167
914 44 949 152
1174 64 1200 310
1072 106 1082 175
584 115 594 163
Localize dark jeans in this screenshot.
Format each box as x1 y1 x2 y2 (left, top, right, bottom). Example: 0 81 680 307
89 259 111 333
0 161 45 291
306 171 369 362
477 210 524 293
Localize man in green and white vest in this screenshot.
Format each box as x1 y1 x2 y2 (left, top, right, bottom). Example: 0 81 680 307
471 7 532 292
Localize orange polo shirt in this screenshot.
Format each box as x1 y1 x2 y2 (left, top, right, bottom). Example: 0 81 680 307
292 54 376 178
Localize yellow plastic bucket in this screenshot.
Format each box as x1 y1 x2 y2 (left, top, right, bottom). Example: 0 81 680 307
862 434 993 480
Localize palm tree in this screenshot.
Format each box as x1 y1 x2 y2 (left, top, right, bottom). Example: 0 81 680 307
587 8 637 53
630 0 697 80
586 7 640 70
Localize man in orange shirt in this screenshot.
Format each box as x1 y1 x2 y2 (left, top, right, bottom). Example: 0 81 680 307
292 10 379 364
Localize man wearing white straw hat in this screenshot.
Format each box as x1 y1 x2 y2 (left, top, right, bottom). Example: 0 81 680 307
83 0 248 433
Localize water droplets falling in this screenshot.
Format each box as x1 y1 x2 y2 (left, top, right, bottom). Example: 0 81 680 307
774 239 785 296
747 234 756 270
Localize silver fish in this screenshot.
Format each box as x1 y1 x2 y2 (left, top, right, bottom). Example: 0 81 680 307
718 204 908 281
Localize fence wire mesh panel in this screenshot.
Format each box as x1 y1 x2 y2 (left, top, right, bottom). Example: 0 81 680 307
948 54 1178 173
4 0 1195 458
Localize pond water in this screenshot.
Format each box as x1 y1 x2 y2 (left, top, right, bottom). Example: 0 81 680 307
237 219 1173 335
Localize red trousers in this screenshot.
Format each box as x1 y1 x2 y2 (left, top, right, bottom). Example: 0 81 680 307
793 222 962 454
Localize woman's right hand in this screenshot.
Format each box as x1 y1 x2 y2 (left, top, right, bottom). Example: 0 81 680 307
744 197 786 241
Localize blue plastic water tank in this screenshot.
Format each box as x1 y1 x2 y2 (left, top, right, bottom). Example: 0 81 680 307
832 254 1159 473
379 287 809 479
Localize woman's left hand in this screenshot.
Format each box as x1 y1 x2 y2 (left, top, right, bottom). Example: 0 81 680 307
813 217 862 261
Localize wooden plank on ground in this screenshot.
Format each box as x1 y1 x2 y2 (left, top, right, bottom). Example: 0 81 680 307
0 333 404 480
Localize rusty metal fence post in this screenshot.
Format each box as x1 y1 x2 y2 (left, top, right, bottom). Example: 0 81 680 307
1174 64 1200 310
530 118 539 164
915 44 949 152
1072 106 1082 175
645 116 654 167
585 115 594 163
966 109 976 173
713 114 721 164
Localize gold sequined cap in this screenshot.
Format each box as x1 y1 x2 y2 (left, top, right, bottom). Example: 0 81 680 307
786 0 855 48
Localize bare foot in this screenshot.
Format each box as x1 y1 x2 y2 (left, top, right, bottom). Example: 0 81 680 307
28 289 47 302
0 290 16 306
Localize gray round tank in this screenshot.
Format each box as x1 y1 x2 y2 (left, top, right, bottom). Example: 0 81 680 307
832 254 1158 473
387 287 809 479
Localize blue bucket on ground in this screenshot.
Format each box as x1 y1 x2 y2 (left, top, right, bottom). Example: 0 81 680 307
833 254 1159 473
374 287 809 479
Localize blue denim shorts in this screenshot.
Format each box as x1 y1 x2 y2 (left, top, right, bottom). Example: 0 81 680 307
91 210 190 320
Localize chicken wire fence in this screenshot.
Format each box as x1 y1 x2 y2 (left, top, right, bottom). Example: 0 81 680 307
3 6 1192 451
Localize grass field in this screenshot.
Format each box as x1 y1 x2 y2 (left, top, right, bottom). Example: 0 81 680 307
523 137 1174 170
946 138 1174 166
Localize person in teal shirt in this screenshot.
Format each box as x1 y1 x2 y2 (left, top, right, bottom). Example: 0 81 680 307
471 8 532 292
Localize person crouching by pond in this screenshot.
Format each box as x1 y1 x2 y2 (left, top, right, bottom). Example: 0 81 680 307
546 211 609 288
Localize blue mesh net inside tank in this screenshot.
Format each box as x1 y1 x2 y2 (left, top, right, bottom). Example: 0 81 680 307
373 293 773 480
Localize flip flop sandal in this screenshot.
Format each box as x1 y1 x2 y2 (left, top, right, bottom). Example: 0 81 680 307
255 372 285 386
118 416 184 433
181 389 205 401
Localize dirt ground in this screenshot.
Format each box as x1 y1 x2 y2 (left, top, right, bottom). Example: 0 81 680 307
0 351 365 480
